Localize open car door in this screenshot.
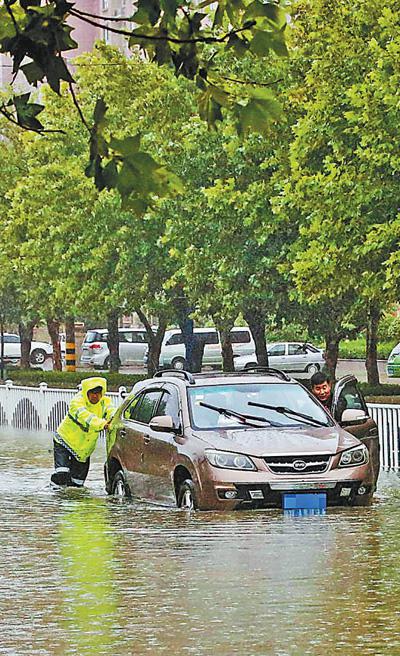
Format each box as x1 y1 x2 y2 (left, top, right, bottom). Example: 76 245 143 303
332 375 380 489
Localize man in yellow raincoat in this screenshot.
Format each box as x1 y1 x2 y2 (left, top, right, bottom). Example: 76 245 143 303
50 377 115 487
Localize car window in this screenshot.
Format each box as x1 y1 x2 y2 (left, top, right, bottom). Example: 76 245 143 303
230 330 251 344
203 332 219 345
187 383 332 430
166 333 184 346
268 344 285 356
124 394 143 421
3 335 20 343
156 388 180 425
118 332 129 342
130 331 148 343
288 344 304 355
134 390 164 424
305 343 320 353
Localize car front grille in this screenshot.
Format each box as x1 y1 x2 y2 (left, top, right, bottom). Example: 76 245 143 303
264 454 331 475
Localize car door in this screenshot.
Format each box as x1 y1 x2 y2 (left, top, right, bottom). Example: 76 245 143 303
117 331 131 365
129 330 149 365
287 343 307 371
332 376 380 487
3 334 21 362
116 388 164 497
267 343 287 370
202 331 220 366
139 384 181 503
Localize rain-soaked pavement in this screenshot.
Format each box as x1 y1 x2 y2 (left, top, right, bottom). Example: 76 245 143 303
1 428 400 656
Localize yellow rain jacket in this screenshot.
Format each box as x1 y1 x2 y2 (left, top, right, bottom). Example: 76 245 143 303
55 377 114 462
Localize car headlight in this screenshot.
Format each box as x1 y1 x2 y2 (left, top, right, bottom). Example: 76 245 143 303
338 444 369 468
205 449 256 471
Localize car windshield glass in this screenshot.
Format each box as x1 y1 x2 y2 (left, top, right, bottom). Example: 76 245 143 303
187 383 332 429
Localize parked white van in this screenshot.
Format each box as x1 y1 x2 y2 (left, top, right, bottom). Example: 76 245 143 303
148 326 255 370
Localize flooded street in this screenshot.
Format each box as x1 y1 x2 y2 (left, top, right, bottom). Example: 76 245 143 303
1 429 400 655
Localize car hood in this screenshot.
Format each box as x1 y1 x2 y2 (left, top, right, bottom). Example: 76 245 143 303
193 425 359 457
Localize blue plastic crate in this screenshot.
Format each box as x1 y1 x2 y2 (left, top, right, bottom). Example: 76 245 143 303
283 493 327 511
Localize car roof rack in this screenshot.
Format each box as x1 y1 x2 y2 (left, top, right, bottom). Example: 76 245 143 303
242 366 291 381
191 368 291 382
154 369 196 384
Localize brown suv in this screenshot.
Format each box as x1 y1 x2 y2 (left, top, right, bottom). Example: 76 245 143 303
105 369 380 510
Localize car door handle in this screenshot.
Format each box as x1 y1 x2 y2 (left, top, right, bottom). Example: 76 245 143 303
143 435 151 444
119 429 127 438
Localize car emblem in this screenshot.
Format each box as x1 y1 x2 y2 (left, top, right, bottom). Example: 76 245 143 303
293 459 307 471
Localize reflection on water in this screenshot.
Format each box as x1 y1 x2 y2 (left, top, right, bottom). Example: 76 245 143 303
1 429 400 655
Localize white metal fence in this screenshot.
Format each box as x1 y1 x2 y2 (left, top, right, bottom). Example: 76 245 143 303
0 380 127 434
0 381 399 470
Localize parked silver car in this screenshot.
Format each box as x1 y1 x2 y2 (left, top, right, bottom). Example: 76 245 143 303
235 342 325 375
80 328 149 368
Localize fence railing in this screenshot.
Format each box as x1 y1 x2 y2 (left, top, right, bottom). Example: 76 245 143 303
0 381 399 470
0 380 127 434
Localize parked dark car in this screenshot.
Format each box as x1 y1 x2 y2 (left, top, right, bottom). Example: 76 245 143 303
105 369 380 510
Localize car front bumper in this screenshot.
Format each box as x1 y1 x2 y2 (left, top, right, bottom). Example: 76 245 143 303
194 460 373 510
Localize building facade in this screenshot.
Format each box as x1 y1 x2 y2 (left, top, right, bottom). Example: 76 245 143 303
0 0 134 90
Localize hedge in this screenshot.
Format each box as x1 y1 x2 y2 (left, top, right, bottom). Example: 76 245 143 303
0 368 146 391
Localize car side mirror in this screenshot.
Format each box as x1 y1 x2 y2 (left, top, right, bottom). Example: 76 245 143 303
340 408 369 426
149 415 177 433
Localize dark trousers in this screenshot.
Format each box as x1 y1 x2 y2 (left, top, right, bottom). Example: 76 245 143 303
51 439 90 487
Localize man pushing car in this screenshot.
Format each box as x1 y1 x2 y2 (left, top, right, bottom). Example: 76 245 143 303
50 376 114 488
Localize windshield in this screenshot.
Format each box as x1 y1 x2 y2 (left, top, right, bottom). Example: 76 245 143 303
187 383 332 430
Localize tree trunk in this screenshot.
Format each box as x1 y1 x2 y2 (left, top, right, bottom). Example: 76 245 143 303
107 310 120 373
244 309 269 367
215 321 235 372
366 303 380 385
135 307 167 377
19 320 36 369
64 317 76 371
323 334 340 381
46 318 62 371
190 335 206 373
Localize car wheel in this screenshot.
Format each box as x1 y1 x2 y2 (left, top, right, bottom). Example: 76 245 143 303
177 479 197 510
306 363 320 375
104 356 121 369
30 348 47 365
244 362 258 370
111 471 131 499
171 357 186 371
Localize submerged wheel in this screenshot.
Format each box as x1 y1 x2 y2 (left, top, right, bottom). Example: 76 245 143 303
177 479 197 510
306 363 319 375
111 471 131 499
171 357 186 371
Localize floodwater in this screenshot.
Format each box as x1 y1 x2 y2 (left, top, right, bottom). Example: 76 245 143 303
1 429 400 656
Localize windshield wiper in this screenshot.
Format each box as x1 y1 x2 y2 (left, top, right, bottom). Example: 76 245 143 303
248 401 328 427
199 401 273 427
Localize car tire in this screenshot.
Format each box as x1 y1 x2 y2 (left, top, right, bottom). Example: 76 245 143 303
244 362 258 370
306 363 320 375
30 348 47 365
104 356 122 369
111 471 131 499
177 479 197 510
171 357 186 371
